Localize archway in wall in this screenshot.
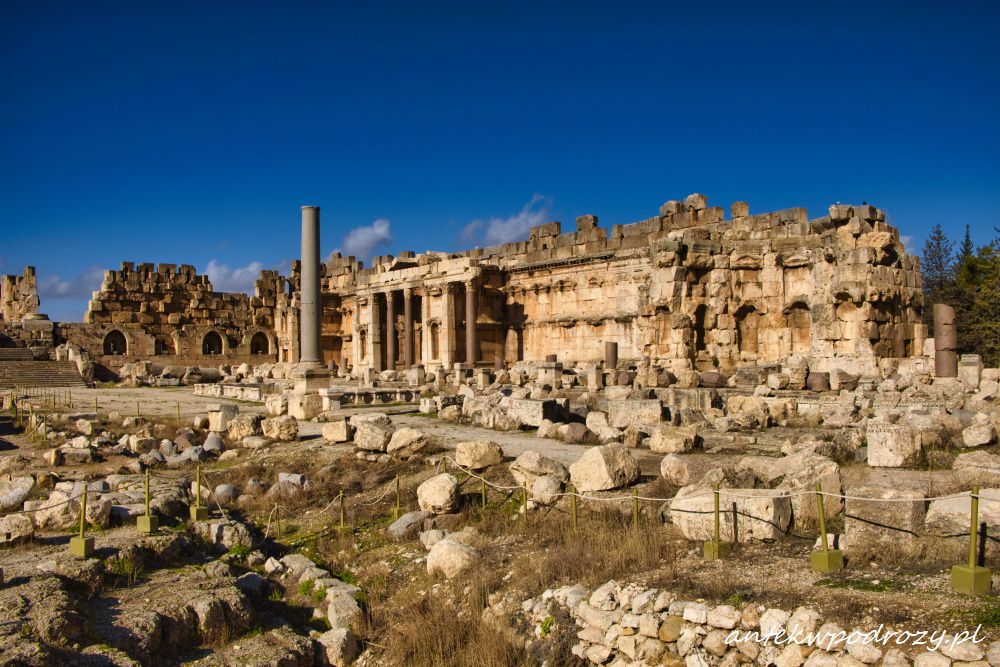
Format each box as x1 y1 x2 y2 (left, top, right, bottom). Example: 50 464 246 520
250 332 270 355
736 306 761 356
786 303 812 355
202 331 224 355
103 330 128 356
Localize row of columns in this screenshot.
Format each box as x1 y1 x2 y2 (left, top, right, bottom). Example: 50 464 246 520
360 280 477 371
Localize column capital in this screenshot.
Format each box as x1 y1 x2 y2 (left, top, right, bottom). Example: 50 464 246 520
403 286 413 297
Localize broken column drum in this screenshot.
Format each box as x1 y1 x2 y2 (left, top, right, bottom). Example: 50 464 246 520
933 303 958 377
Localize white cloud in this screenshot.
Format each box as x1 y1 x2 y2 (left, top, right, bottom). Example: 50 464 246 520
38 266 106 299
203 260 264 293
900 235 916 255
463 194 552 246
336 218 393 260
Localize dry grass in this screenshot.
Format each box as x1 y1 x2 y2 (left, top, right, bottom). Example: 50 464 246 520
369 569 534 667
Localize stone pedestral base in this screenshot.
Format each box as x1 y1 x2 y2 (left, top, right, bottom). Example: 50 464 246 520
952 564 992 596
70 535 94 559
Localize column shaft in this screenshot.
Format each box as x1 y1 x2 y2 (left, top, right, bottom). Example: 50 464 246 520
465 280 477 366
385 291 396 371
403 288 414 368
299 206 322 364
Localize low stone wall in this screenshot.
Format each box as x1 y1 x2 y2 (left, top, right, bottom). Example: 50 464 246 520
517 580 993 666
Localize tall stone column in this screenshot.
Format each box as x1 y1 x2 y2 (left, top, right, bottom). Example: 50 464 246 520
351 300 362 372
465 279 477 366
605 341 619 369
368 295 382 371
933 303 958 377
421 289 432 365
299 206 322 365
385 290 396 371
442 283 456 368
403 288 414 368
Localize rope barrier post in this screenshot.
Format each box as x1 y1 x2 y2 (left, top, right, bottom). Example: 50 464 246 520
703 484 732 560
276 505 282 538
481 477 487 510
522 481 530 528
810 484 843 573
570 484 578 533
176 402 181 427
632 488 639 531
95 396 98 418
135 400 140 419
138 468 159 534
731 501 739 546
70 482 95 558
41 414 47 444
392 475 402 519
335 490 348 532
190 464 209 522
952 485 992 595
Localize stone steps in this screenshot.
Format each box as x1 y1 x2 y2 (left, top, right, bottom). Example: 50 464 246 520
0 361 87 388
0 348 34 361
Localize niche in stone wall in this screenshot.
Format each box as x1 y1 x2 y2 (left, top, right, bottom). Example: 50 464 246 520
693 304 709 353
359 328 368 361
103 330 128 356
429 321 440 360
154 335 175 355
785 303 812 355
735 305 761 356
834 298 859 354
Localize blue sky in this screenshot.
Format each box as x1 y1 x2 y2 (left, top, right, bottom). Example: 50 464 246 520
2 1 998 322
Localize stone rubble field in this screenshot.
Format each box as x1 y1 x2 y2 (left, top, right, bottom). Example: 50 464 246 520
1 353 999 666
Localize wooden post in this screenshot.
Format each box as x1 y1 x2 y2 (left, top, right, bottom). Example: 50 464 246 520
632 488 640 530
570 484 578 533
339 490 346 530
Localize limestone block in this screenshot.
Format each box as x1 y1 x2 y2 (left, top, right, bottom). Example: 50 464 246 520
845 487 924 546
959 354 984 390
417 473 459 514
386 428 430 458
207 404 238 432
427 538 479 578
607 399 663 429
506 398 559 427
866 420 922 467
568 444 640 492
322 418 353 443
455 441 504 469
354 421 393 452
262 415 298 441
669 486 791 542
925 489 1000 536
647 425 699 454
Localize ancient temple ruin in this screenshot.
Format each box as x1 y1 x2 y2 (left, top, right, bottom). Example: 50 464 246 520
0 194 925 381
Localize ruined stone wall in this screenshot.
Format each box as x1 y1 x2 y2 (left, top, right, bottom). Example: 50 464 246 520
0 266 40 323
74 262 279 368
281 194 923 377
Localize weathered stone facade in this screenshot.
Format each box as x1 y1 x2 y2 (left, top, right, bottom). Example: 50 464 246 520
273 194 924 377
2 194 925 379
0 267 40 323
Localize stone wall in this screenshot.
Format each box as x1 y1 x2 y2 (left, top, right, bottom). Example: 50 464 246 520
0 266 40 323
272 194 924 378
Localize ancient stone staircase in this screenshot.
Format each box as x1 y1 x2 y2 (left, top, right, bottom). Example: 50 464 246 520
0 348 35 361
0 361 87 388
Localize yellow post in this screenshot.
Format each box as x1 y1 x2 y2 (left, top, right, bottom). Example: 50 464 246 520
522 482 528 530
632 488 640 530
176 402 181 426
70 482 94 558
703 483 732 560
570 484 578 533
138 468 159 533
810 483 843 572
394 475 402 519
135 400 140 418
952 486 991 594
190 464 208 521
339 490 346 530
481 477 487 509
276 505 282 538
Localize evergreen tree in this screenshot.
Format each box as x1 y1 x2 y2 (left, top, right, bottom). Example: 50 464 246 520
920 223 955 292
960 224 976 259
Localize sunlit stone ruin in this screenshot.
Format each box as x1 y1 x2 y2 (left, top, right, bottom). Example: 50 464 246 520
2 195 999 665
